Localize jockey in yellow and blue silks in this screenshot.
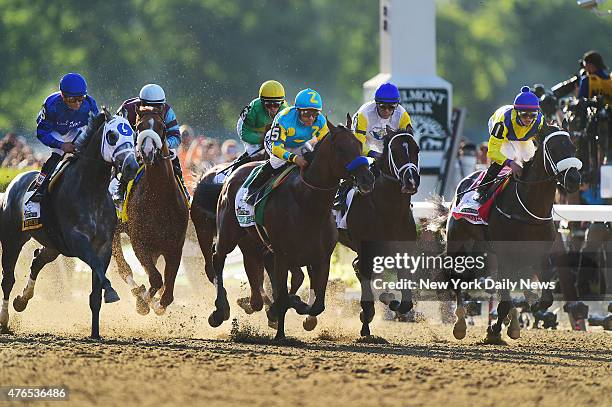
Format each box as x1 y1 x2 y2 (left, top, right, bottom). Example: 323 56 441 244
32 73 99 202
472 86 544 204
245 88 329 204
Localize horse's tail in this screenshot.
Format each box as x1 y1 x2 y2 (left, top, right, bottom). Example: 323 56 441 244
425 195 449 235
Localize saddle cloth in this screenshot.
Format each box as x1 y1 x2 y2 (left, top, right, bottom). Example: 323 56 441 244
236 164 296 228
22 156 73 231
451 167 511 225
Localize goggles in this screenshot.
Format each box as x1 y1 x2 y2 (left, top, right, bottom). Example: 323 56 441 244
263 101 283 108
517 110 539 119
377 102 398 111
63 95 86 103
298 109 319 119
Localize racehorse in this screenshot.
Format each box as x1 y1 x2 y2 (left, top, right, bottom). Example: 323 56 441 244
209 117 374 339
192 149 308 320
0 110 139 339
432 125 582 342
112 106 189 315
337 126 421 336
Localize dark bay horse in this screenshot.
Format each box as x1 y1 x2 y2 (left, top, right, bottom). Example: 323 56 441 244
0 111 139 338
210 118 375 339
338 126 421 336
112 106 189 315
434 125 581 342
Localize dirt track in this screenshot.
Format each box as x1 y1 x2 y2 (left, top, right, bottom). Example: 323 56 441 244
0 246 610 406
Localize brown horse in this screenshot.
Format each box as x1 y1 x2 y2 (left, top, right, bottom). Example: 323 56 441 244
337 127 421 336
209 117 375 339
191 149 307 320
112 106 189 315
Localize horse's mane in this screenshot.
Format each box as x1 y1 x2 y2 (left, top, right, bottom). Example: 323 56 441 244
74 112 106 150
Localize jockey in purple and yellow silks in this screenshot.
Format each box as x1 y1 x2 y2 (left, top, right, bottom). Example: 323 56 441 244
472 86 544 204
245 88 328 205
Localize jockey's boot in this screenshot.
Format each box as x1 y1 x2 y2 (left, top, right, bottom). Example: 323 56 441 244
245 162 275 205
472 162 503 205
30 153 62 203
172 157 190 201
333 179 353 212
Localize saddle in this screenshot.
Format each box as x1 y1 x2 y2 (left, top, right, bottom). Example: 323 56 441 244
451 167 511 225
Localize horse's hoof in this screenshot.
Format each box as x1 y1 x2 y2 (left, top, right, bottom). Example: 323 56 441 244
208 312 224 328
136 298 150 316
453 307 467 340
388 300 400 312
0 310 9 328
237 297 254 314
274 332 286 341
360 325 371 337
303 316 317 331
268 319 278 330
13 296 28 312
507 308 521 340
104 289 120 304
153 304 166 316
483 326 506 345
131 284 146 297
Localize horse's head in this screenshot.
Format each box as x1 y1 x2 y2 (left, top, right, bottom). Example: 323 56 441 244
136 105 166 165
534 124 582 193
98 112 139 182
381 126 420 195
325 116 374 194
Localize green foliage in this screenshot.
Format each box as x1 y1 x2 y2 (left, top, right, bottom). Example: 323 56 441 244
0 0 610 142
0 167 34 192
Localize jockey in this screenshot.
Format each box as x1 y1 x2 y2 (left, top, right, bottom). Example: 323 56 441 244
244 88 328 205
333 82 413 211
114 84 186 204
472 86 544 204
236 80 289 158
352 82 413 158
31 73 99 202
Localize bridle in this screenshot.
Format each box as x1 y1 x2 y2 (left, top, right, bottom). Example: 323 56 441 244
497 130 581 223
380 132 419 182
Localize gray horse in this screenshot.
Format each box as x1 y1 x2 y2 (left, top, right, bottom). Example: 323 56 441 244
0 110 139 339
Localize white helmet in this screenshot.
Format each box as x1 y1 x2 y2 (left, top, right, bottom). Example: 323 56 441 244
139 84 166 104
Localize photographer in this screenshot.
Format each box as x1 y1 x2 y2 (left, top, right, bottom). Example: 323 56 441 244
578 51 611 103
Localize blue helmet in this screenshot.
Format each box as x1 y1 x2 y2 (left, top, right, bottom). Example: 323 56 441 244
513 86 540 111
375 82 400 103
59 73 88 97
295 88 323 110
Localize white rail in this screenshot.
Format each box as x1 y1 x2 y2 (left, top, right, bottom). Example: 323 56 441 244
412 202 612 222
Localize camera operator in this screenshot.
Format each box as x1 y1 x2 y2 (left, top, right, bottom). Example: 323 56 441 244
578 51 611 103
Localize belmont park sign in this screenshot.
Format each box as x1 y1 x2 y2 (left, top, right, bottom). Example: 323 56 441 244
399 87 451 174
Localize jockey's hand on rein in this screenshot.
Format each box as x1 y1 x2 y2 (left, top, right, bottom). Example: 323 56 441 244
61 142 76 154
294 155 308 169
508 160 523 177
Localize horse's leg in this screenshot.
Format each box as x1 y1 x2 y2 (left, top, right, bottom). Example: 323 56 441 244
396 268 414 316
1 240 26 332
271 256 290 340
263 252 278 329
158 252 182 313
89 268 103 340
132 240 163 303
71 234 120 304
238 243 264 314
208 249 231 327
289 267 305 295
191 206 216 284
453 287 467 340
13 246 59 312
302 266 317 331
355 256 375 336
112 231 149 315
487 289 513 341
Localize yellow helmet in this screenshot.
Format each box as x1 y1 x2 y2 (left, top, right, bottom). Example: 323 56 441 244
259 80 285 102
